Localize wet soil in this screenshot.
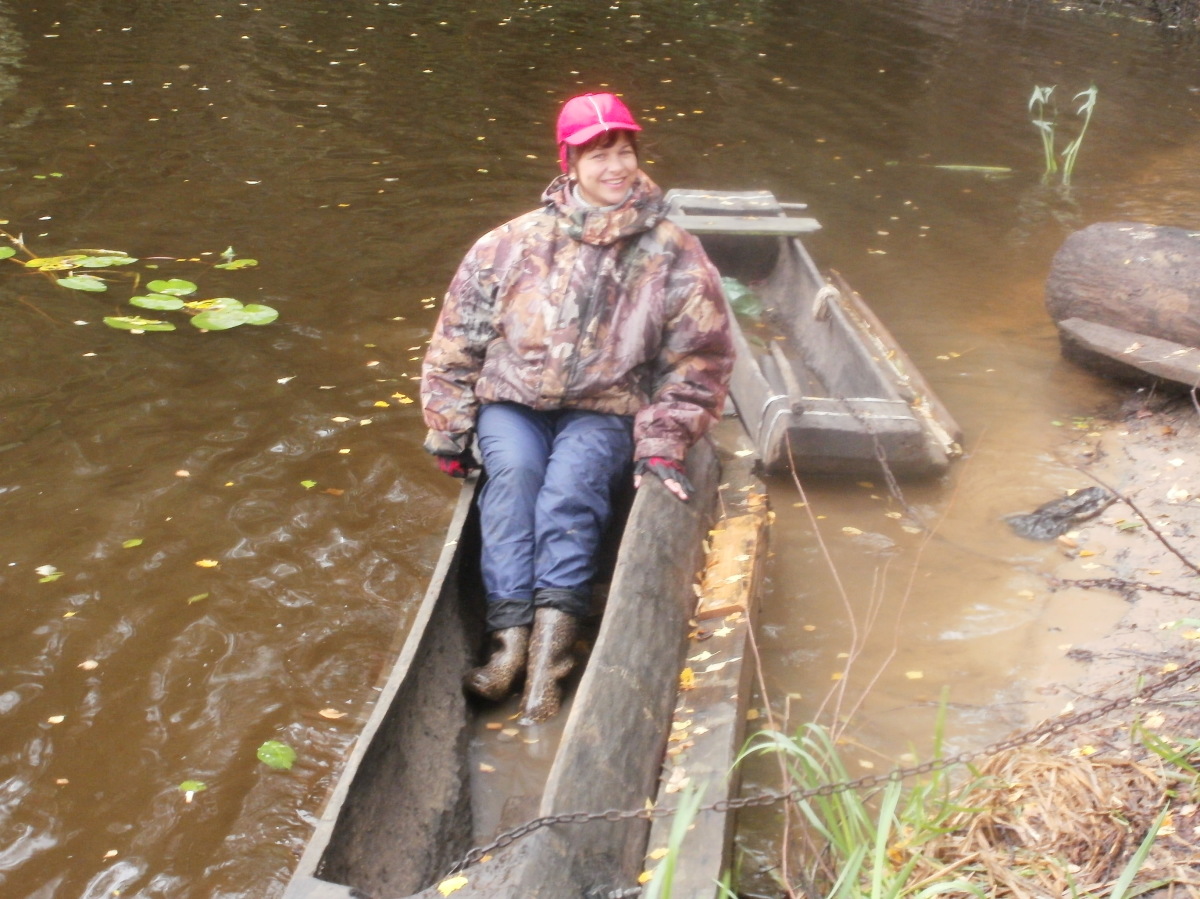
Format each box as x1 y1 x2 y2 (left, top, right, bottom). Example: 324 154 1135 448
1025 388 1200 727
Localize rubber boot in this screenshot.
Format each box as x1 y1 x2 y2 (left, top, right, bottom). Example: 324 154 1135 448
463 626 529 701
517 608 580 725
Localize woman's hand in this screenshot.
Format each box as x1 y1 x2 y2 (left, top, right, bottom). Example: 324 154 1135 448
634 457 694 502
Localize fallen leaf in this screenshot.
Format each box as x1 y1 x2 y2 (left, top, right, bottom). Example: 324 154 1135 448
437 875 469 896
301 480 317 489
638 870 655 885
479 763 495 773
842 526 863 536
319 708 347 719
48 715 65 724
187 592 209 604
122 538 143 549
905 670 923 680
78 660 99 670
648 846 669 860
195 559 219 568
678 667 695 691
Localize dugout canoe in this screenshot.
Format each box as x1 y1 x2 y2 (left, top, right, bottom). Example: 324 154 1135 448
666 188 962 478
284 432 765 899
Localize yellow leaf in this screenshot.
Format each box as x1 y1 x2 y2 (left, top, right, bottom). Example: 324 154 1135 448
905 670 923 680
1163 662 1180 673
638 869 654 885
195 559 219 568
678 667 695 691
374 400 390 407
831 672 843 681
437 875 469 896
319 708 347 719
648 846 669 860
842 526 863 536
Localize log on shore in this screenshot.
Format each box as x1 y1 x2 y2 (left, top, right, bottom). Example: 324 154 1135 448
1045 221 1200 386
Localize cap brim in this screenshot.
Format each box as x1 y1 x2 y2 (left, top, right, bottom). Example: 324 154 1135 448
561 121 642 146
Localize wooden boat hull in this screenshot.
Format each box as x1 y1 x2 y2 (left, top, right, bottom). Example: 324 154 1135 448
285 440 724 899
666 189 963 479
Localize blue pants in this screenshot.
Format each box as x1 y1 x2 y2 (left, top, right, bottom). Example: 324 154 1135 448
475 402 634 631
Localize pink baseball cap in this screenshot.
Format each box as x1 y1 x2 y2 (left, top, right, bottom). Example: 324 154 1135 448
556 93 642 172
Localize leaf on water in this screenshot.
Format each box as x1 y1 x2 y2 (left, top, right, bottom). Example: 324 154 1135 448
933 164 1013 173
179 780 207 793
257 740 297 770
195 559 219 568
36 564 63 582
57 274 108 292
122 538 143 548
301 480 317 489
78 660 99 670
319 708 347 719
842 526 863 536
77 253 137 267
104 316 176 332
213 258 258 270
187 593 209 604
130 293 186 311
905 670 924 680
240 303 279 325
48 715 65 724
0 247 17 260
147 278 197 296
26 254 88 271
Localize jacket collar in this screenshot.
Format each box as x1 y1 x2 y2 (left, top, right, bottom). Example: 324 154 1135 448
542 171 665 246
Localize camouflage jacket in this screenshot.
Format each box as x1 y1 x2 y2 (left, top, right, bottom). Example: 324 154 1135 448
421 172 733 462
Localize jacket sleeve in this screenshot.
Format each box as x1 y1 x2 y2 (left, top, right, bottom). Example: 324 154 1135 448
420 236 499 455
632 239 734 461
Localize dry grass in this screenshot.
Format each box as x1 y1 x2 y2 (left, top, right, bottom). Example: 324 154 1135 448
904 738 1200 899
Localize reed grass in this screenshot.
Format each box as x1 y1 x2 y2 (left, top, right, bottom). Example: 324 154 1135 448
1028 84 1098 188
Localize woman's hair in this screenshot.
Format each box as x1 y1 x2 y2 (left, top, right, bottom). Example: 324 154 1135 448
566 128 639 170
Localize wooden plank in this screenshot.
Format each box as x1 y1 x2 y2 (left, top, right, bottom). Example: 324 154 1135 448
668 213 821 236
664 188 783 215
694 498 768 621
639 438 768 898
1058 317 1200 387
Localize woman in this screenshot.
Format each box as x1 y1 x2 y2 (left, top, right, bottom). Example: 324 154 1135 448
420 92 733 724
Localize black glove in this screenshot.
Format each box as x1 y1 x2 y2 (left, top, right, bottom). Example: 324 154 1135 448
635 457 695 498
436 450 477 478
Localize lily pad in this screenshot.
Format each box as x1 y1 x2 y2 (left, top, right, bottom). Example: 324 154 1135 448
0 247 15 260
146 278 197 297
130 293 186 311
240 303 279 325
77 254 137 267
191 304 249 331
26 254 88 271
256 740 296 771
214 258 258 270
103 315 177 332
57 274 108 292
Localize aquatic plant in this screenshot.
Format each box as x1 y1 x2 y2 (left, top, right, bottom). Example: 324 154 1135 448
0 233 277 332
1028 85 1098 188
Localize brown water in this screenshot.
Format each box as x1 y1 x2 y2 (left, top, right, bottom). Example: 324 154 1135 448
2 1 1199 896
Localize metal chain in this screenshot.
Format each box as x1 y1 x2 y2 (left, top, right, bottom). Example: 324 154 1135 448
1051 576 1200 601
444 655 1200 878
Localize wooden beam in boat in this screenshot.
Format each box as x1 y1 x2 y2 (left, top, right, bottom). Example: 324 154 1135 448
639 435 769 898
668 213 821 236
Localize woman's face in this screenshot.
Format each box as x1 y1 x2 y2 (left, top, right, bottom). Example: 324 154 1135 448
571 132 638 207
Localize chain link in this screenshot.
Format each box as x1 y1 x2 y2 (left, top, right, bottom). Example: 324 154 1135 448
1051 576 1200 601
444 655 1200 878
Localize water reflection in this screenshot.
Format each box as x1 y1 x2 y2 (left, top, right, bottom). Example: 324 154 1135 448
0 0 1198 896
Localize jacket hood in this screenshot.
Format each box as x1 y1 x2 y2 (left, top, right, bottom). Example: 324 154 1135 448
541 170 666 246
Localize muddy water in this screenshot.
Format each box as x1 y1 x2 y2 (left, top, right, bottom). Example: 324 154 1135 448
1 1 1199 896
